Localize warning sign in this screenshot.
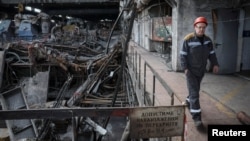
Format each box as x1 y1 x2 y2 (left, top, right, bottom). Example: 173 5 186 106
129 106 185 138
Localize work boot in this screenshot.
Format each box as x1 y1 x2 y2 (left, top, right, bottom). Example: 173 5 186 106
184 99 190 109
196 121 207 133
193 114 202 127
194 120 202 127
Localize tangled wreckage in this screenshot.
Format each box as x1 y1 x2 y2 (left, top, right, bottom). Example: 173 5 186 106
0 5 139 141
0 1 183 141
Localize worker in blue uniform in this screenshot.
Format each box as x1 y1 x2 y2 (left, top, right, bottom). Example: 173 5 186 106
180 16 219 127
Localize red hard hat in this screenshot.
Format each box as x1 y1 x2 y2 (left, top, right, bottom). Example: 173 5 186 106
193 17 207 26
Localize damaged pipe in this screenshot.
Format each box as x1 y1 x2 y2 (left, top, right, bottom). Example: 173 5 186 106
136 0 152 11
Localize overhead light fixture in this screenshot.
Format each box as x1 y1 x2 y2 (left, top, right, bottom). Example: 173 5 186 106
105 19 112 22
25 6 32 11
34 8 41 13
66 16 72 19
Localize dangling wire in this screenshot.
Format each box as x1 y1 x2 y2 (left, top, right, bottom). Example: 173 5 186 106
105 8 125 54
97 2 138 141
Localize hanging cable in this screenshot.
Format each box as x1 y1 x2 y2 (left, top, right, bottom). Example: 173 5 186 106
105 9 125 54
97 3 137 141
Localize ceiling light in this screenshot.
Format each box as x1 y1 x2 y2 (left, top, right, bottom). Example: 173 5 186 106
34 8 41 13
66 16 72 19
25 6 32 11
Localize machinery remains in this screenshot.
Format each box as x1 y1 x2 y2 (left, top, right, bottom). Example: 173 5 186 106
0 6 138 141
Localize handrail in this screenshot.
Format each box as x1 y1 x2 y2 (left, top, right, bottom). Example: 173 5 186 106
127 43 185 141
127 44 175 106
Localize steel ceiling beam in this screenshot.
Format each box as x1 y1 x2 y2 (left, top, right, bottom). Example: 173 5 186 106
47 8 118 16
0 0 120 4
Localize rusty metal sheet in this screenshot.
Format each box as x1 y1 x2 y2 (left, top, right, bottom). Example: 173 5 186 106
22 71 49 107
0 87 38 140
129 106 185 139
0 107 131 120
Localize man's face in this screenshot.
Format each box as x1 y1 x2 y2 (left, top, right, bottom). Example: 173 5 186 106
194 23 207 36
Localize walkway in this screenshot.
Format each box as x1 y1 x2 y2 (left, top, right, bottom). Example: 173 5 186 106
129 41 249 141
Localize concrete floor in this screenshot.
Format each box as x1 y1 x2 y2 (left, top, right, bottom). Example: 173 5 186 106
129 41 250 141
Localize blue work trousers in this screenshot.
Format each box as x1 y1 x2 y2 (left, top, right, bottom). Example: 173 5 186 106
186 71 204 121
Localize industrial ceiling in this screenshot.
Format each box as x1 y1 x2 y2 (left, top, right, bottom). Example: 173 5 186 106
0 0 120 22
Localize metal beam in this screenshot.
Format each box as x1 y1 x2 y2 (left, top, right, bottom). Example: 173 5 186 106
47 8 118 15
0 107 130 120
0 0 120 4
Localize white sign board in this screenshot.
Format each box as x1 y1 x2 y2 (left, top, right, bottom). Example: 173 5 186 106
129 106 185 138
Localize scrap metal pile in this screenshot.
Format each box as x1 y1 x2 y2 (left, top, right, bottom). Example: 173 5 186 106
0 11 137 141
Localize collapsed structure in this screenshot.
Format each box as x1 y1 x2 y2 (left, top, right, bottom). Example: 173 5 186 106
0 2 139 140
0 1 182 140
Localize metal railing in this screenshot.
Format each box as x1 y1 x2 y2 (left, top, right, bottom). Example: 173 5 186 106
127 44 185 141
127 44 176 106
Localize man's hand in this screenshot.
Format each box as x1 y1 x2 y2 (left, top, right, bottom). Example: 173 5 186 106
213 65 219 74
185 69 188 75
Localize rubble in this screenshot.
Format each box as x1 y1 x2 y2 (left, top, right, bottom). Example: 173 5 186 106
0 9 137 140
